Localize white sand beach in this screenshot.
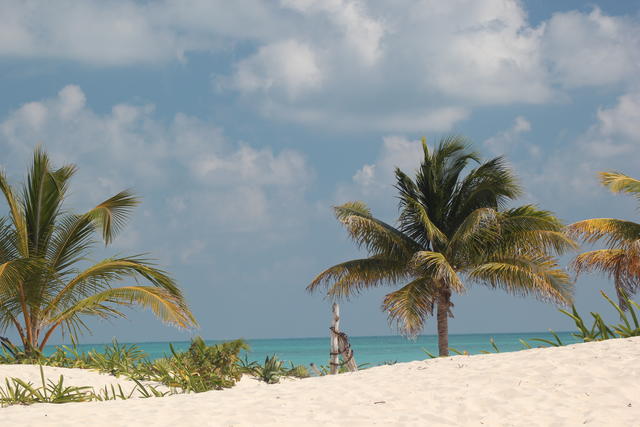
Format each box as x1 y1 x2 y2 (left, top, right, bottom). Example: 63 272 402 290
1 337 639 426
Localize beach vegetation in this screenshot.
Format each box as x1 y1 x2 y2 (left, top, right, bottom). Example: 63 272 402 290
309 136 575 356
253 354 286 384
0 365 93 406
568 172 640 307
143 337 248 392
0 148 196 355
241 354 310 382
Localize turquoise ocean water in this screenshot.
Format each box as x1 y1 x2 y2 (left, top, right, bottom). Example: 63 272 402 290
43 331 580 368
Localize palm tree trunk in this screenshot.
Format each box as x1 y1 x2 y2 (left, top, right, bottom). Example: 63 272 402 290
437 290 451 356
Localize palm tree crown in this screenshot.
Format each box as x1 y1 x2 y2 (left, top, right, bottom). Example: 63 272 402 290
568 172 640 307
309 136 574 356
0 148 196 353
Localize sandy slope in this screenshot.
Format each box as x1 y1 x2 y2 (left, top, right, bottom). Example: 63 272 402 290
1 337 639 426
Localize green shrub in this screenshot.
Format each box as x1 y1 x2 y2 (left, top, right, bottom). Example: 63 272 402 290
86 339 147 377
145 337 248 392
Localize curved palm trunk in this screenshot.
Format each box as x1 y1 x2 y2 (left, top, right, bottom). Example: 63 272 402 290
437 290 451 356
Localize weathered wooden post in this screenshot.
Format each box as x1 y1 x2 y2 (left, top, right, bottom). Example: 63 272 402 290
330 302 340 374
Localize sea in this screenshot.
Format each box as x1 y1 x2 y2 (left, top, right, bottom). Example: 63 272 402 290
42 331 581 369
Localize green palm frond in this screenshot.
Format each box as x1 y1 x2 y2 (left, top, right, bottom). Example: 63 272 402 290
567 218 640 248
409 251 464 293
44 256 182 317
382 278 435 337
569 172 640 306
86 191 139 245
448 207 498 253
396 180 448 249
492 206 576 255
572 248 640 306
23 148 76 256
307 257 410 298
0 218 20 263
334 202 418 258
46 214 96 276
0 171 28 256
600 172 640 198
49 286 196 329
450 156 521 221
469 256 572 304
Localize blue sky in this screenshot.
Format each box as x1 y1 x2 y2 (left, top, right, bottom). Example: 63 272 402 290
1 0 640 344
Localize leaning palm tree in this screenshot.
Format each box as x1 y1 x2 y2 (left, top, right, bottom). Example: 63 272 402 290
0 148 196 354
568 172 640 307
308 137 574 356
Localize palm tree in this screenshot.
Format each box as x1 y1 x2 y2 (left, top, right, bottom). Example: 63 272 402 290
0 148 196 354
568 172 640 307
308 137 574 356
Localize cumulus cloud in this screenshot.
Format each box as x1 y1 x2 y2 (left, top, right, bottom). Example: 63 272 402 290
336 135 423 207
228 39 324 98
281 0 385 66
226 0 555 131
483 116 532 155
0 0 287 65
542 8 640 88
0 85 313 258
2 2 639 133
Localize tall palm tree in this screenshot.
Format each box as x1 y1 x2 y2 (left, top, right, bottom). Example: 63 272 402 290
308 137 574 356
568 172 640 307
0 148 196 354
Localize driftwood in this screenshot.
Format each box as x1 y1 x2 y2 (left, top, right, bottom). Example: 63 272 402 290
329 303 358 374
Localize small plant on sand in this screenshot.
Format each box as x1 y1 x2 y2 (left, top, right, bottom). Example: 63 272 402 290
146 337 248 392
247 356 309 383
254 355 286 384
0 366 93 406
86 339 147 377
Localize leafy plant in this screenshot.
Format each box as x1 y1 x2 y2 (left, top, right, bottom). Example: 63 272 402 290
144 337 248 392
86 339 147 377
562 291 639 341
284 362 310 379
0 366 93 406
479 337 500 354
0 148 196 356
254 355 286 384
89 384 137 401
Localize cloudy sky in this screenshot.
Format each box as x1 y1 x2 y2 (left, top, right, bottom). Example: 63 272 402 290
1 0 640 344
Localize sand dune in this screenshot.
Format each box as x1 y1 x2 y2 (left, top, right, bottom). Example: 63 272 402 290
1 337 639 426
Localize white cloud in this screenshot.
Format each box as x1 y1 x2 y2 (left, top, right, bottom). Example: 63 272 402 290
262 103 470 132
595 92 640 144
542 8 640 87
226 0 554 131
281 0 385 66
229 39 324 98
0 0 288 66
338 135 424 204
2 2 640 134
483 116 532 155
0 85 313 247
411 0 552 104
